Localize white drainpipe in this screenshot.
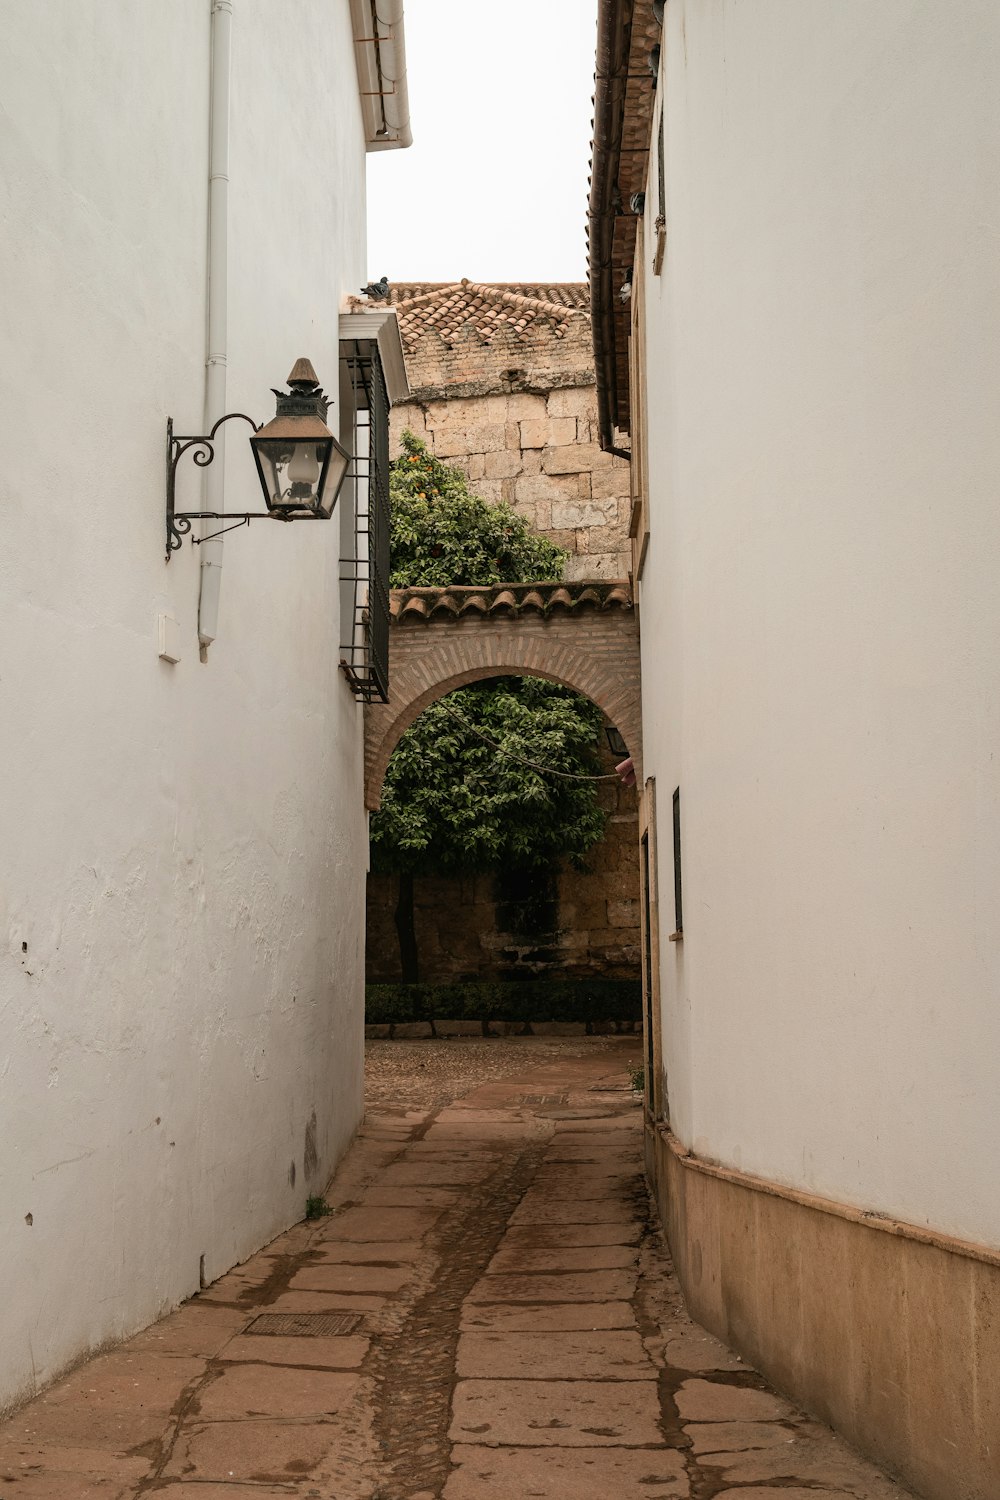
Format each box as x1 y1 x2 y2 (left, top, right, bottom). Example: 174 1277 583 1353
198 0 233 649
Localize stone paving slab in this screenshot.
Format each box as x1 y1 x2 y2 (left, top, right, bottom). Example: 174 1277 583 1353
445 1443 689 1499
193 1364 360 1420
509 1195 636 1223
685 1419 800 1453
288 1263 411 1294
376 1160 494 1185
220 1333 370 1368
362 1185 463 1208
161 1418 338 1482
467 1267 637 1303
527 1182 642 1203
3 1404 168 1454
126 1303 248 1356
708 1444 910 1494
485 1240 638 1272
149 1487 299 1499
0 1436 150 1483
661 1324 746 1372
0 1475 135 1499
28 1351 204 1415
543 1142 642 1159
264 1289 386 1314
461 1300 637 1332
675 1377 795 1423
533 1159 642 1179
500 1220 642 1247
0 1038 918 1500
310 1237 422 1264
716 1492 857 1500
321 1205 442 1239
449 1376 663 1445
456 1328 651 1379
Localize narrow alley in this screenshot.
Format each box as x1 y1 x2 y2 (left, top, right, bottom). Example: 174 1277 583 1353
0 1039 916 1499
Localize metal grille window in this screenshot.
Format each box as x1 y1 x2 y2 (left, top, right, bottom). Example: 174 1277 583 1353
340 338 390 703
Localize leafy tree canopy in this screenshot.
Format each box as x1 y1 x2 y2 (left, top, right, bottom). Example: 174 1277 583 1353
372 433 607 900
370 677 605 875
389 430 567 588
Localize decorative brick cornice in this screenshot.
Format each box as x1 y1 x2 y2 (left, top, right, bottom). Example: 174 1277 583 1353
390 580 632 624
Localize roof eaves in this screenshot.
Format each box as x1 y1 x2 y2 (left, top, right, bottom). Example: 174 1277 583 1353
588 0 658 453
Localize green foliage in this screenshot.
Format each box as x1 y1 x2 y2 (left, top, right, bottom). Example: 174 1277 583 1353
389 430 567 587
304 1195 332 1221
375 432 605 886
370 676 606 875
627 1063 645 1095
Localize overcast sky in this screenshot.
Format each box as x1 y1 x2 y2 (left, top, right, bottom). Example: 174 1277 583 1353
366 0 599 286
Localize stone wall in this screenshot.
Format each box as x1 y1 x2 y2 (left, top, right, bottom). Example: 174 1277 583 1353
389 286 632 580
367 746 640 985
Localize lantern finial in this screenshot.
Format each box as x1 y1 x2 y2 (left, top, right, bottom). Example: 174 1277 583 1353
287 357 319 390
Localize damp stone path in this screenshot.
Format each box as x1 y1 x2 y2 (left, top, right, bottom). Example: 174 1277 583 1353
0 1037 918 1499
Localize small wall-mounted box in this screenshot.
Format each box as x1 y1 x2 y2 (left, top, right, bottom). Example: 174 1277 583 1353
157 613 181 664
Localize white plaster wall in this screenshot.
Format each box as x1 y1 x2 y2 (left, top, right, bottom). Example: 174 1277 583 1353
0 0 371 1408
640 0 1000 1245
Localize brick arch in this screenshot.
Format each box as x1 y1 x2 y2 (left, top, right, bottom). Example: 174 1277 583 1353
363 582 642 810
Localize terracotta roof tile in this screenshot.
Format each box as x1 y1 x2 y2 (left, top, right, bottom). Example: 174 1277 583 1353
390 580 632 624
358 281 590 352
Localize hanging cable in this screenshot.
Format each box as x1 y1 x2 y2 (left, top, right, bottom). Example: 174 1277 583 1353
436 699 623 782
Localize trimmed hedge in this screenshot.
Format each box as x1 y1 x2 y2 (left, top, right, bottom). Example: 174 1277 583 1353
365 979 641 1026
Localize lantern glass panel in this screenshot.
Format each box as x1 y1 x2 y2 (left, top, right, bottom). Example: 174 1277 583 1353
253 436 335 517
318 441 350 519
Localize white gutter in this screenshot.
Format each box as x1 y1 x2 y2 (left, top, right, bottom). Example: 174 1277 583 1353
198 0 233 648
349 0 412 151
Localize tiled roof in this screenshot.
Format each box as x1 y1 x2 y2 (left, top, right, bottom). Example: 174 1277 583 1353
392 282 590 310
368 281 590 351
390 580 631 623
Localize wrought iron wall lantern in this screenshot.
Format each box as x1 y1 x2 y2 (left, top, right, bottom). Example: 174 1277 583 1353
165 358 350 559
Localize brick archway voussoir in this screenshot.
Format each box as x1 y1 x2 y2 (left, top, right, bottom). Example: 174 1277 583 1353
364 585 642 810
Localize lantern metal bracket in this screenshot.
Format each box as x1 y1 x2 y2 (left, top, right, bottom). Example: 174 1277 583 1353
166 412 269 560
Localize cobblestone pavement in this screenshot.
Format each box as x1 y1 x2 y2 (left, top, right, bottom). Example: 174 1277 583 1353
0 1038 917 1499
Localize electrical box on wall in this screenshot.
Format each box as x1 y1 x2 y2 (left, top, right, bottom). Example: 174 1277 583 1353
157 613 181 664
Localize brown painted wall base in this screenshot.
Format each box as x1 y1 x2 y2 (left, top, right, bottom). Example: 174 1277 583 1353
645 1121 1000 1500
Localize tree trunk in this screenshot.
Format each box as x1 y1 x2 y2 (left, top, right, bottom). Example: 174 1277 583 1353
395 871 419 983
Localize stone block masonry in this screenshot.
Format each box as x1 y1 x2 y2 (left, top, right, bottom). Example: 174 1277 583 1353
384 282 632 580
366 763 640 986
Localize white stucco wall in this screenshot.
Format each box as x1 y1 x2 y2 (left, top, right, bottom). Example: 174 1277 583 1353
0 1 372 1409
639 0 1000 1245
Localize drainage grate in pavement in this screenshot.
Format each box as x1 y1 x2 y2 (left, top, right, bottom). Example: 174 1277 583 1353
244 1312 363 1337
